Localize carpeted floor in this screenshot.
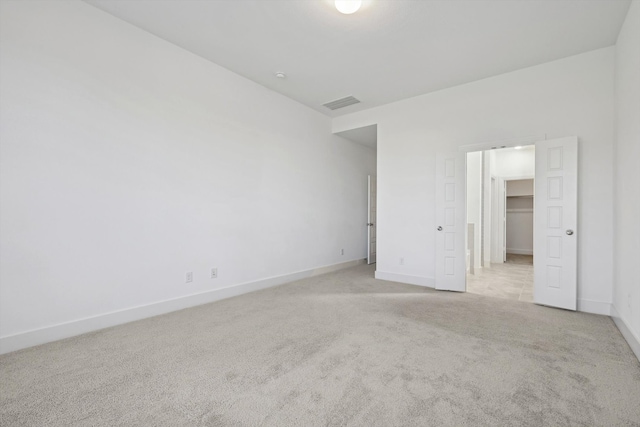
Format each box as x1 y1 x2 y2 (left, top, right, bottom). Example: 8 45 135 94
1 264 639 426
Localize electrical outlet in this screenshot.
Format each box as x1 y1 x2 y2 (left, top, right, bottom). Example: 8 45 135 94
340 249 344 255
186 272 193 283
211 268 218 279
400 257 404 265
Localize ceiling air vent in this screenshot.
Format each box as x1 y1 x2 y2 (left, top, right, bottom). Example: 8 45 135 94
322 96 360 110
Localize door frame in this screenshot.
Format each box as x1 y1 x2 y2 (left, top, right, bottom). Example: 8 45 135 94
457 134 546 293
367 175 377 265
496 175 535 263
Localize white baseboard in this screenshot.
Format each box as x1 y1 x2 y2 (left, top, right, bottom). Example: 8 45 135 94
611 305 640 362
375 271 435 288
506 248 533 255
0 258 366 355
577 299 612 316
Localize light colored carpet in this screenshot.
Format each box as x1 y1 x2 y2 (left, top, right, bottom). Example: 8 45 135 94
1 264 639 426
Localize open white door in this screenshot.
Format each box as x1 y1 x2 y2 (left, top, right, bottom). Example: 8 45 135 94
367 175 377 264
534 137 578 310
435 152 466 292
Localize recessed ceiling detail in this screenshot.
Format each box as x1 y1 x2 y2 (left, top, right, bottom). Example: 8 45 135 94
323 96 360 110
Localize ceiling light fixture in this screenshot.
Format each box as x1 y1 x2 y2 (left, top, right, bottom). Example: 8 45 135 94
514 146 523 150
335 0 362 14
275 72 286 79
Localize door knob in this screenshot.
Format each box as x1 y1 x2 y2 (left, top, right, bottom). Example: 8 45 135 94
437 226 443 231
566 229 574 235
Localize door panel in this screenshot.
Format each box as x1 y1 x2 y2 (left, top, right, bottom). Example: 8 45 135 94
367 175 376 264
435 152 466 291
534 137 578 310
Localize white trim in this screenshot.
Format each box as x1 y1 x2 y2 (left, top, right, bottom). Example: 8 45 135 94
576 299 611 316
506 248 534 255
458 134 546 153
503 175 535 182
375 271 435 288
611 305 640 362
0 258 366 355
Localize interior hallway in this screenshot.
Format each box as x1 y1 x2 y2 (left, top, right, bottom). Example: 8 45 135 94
467 254 534 303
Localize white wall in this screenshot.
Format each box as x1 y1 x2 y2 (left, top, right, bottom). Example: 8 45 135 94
491 147 535 178
466 151 482 269
613 0 640 358
0 1 376 351
334 47 615 314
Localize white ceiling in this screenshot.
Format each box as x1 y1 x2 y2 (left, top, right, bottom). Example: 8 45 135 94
85 0 630 118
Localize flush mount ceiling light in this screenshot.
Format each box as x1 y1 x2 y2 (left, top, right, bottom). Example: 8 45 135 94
514 146 523 150
335 0 362 14
275 72 286 79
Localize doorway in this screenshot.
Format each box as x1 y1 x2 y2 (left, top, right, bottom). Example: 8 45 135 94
465 146 535 302
435 136 578 310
